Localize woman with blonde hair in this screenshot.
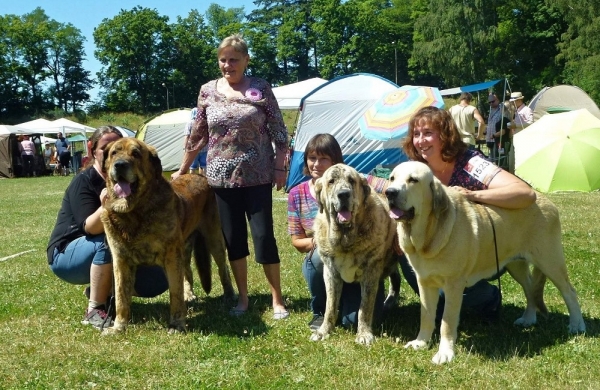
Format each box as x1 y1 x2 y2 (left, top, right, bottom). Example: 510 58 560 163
173 34 289 319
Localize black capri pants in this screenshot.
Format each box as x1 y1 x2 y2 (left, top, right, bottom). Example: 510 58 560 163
213 184 281 264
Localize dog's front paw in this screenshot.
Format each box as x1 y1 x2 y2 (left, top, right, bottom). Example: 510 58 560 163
404 339 428 350
355 331 375 345
310 329 330 342
101 323 126 336
167 320 186 334
184 291 197 302
432 347 455 364
167 325 186 334
568 319 586 334
514 316 537 328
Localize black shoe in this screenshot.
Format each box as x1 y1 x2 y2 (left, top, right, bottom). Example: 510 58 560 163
308 314 324 330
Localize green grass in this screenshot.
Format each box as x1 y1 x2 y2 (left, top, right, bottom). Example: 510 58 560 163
0 177 599 389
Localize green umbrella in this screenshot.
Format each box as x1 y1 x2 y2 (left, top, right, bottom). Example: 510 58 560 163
514 109 600 192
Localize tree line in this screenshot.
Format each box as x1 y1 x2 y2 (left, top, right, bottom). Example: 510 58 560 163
1 0 598 122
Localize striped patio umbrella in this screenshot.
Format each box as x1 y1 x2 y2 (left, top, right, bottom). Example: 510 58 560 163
358 85 444 141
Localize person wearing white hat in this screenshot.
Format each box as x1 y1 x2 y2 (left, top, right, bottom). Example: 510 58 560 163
508 92 533 172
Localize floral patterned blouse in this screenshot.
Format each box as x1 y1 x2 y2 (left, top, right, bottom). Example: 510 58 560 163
448 149 502 190
187 77 288 188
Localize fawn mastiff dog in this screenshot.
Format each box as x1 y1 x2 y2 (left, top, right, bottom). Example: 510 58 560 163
101 138 234 334
311 164 397 345
385 161 586 364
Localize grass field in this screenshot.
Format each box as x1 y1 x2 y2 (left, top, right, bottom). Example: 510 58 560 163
0 176 599 389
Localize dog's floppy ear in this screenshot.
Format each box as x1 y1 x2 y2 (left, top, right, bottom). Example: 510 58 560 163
315 177 324 213
430 176 449 218
102 141 116 174
361 175 371 203
147 144 163 179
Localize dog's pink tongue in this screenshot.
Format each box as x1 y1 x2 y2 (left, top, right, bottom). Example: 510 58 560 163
389 208 404 219
337 210 352 222
114 181 131 198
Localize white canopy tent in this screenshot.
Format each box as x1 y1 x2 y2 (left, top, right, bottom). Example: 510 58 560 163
272 78 327 110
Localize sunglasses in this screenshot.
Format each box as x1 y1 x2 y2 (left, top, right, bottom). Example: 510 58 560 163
489 99 499 104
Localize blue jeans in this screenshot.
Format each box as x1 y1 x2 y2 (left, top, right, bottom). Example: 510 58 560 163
50 234 169 298
190 151 207 170
302 249 385 327
398 254 500 317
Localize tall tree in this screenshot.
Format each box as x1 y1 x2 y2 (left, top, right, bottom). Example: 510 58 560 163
171 10 220 107
8 8 52 115
494 0 566 97
205 4 246 42
94 7 173 113
547 0 600 103
410 0 497 87
45 22 93 112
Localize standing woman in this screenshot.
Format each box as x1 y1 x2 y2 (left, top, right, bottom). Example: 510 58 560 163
172 34 289 319
47 126 169 329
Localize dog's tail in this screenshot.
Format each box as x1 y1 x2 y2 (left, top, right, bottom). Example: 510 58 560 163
192 229 212 295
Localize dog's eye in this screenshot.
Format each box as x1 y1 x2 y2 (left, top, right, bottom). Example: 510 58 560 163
347 178 355 186
131 149 142 158
328 178 335 185
389 175 395 182
408 177 418 183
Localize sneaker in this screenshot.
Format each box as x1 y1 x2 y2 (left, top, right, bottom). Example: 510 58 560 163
82 306 114 330
83 286 115 318
308 314 324 330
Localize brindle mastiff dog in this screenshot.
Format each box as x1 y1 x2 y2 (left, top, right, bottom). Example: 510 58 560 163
101 138 234 334
311 164 397 345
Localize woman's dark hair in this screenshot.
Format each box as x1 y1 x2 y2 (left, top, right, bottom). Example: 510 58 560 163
401 106 467 163
302 134 344 176
84 125 123 168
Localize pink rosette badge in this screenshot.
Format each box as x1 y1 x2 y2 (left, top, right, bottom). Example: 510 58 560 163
245 87 263 101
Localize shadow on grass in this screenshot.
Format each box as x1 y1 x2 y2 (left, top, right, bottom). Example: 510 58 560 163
126 292 312 337
381 300 598 361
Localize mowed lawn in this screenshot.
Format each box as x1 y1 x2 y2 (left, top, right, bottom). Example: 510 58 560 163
0 175 599 389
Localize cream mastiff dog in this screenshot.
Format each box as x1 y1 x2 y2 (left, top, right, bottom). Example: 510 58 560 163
311 164 397 345
385 161 586 364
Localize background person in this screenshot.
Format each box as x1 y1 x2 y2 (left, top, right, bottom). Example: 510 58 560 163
448 92 486 148
401 106 536 321
19 134 36 177
508 91 534 173
183 107 208 174
47 126 169 330
54 132 71 176
172 34 289 320
485 93 507 163
43 141 53 172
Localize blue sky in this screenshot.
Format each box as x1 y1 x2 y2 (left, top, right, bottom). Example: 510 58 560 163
4 1 256 101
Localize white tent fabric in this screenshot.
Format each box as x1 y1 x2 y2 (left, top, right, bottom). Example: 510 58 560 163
528 85 600 122
286 73 406 190
272 77 327 109
51 118 95 134
0 125 37 135
17 118 53 129
137 108 192 171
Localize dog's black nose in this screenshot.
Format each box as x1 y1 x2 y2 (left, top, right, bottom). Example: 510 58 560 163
113 160 129 171
337 189 351 201
385 187 398 199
